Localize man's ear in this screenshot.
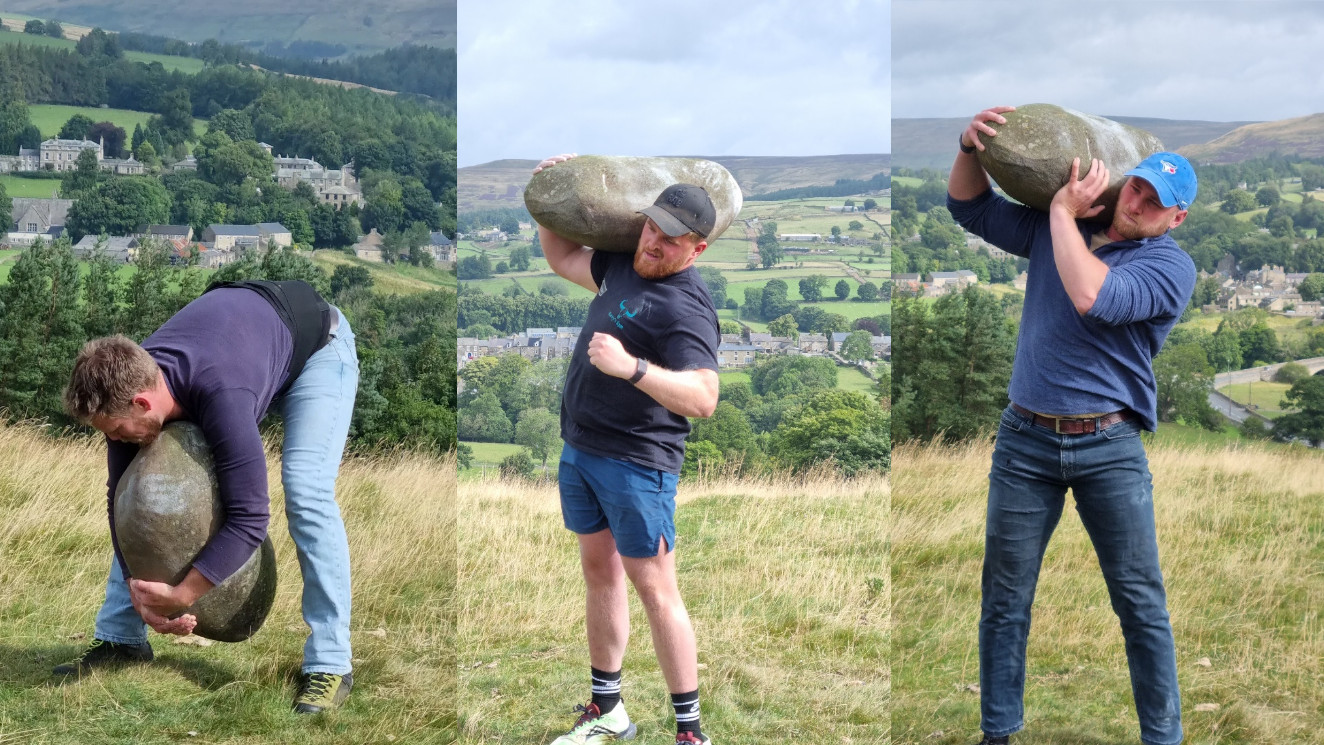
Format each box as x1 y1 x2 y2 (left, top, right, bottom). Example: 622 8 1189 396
692 240 709 258
1168 209 1189 231
131 393 153 412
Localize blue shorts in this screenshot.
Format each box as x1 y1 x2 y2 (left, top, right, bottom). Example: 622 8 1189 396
558 444 679 558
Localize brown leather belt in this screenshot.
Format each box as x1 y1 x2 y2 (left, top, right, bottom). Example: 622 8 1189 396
1012 403 1137 434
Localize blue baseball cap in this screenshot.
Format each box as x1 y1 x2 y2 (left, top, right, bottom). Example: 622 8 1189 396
1125 152 1197 210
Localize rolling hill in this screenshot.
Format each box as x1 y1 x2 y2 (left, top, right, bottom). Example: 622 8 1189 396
0 0 455 53
1179 112 1324 164
458 154 889 214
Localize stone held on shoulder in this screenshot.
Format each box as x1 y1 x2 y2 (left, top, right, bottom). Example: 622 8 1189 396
975 103 1165 224
523 155 743 253
114 421 277 642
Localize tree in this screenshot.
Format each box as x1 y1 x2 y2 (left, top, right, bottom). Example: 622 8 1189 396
840 330 874 362
66 178 171 241
1273 376 1324 447
88 122 128 158
58 114 96 141
857 281 879 302
75 28 122 59
769 390 890 475
768 313 798 341
688 401 757 469
1220 189 1257 214
330 265 373 297
499 449 537 480
207 109 255 142
23 19 43 34
0 238 84 421
61 149 101 197
458 390 512 442
44 20 63 38
1153 342 1221 430
863 198 877 210
1255 184 1281 207
1239 322 1283 367
831 225 842 238
1298 273 1324 302
835 279 851 301
0 183 10 228
848 220 864 231
514 407 559 467
509 245 531 272
1274 362 1310 385
155 88 195 145
749 355 838 397
799 275 827 303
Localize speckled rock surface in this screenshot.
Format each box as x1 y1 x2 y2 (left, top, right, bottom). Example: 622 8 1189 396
976 104 1165 223
524 155 743 252
114 422 276 642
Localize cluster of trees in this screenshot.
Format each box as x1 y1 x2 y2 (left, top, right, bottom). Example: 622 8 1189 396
747 173 889 201
1172 202 1324 274
459 352 889 477
1189 154 1324 206
457 247 532 279
457 206 529 236
457 287 592 333
892 204 1024 283
0 236 457 453
22 19 64 38
739 277 889 325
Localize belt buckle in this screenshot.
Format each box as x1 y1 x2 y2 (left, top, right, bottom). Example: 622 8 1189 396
1054 417 1066 435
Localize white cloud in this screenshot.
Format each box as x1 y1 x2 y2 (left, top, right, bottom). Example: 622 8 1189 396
459 0 890 165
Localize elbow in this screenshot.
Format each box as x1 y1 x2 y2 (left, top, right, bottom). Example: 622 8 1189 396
692 398 717 419
1072 292 1097 315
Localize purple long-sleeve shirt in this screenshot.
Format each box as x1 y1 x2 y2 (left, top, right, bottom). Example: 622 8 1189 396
107 287 292 585
948 189 1196 431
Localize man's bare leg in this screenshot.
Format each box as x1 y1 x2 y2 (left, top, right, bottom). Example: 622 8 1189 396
578 528 630 671
620 540 698 693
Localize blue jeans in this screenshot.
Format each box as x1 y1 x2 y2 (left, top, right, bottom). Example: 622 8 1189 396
96 309 359 675
980 405 1181 745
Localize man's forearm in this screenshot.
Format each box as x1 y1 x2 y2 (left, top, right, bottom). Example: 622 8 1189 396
949 146 992 202
1049 207 1109 314
635 366 718 419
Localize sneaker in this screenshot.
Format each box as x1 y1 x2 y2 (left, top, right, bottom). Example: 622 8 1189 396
550 701 637 744
293 672 353 713
52 638 153 676
977 736 1009 745
676 733 711 744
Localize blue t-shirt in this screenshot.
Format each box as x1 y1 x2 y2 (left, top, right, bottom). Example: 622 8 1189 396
106 287 295 585
948 189 1196 431
560 251 720 473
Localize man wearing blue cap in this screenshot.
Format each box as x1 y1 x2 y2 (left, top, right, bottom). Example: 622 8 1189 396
947 107 1197 745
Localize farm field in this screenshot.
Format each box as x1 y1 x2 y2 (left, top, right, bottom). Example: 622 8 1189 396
1218 380 1291 419
0 28 205 72
458 472 889 744
311 249 456 295
28 104 207 140
893 437 1324 745
0 173 62 197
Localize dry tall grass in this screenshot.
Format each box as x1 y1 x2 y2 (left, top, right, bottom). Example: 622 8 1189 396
458 468 890 744
892 437 1324 745
0 421 456 744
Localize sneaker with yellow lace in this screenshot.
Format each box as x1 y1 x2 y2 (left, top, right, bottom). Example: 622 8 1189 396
293 671 353 713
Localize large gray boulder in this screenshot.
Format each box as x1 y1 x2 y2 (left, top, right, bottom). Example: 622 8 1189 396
114 422 277 642
524 155 743 253
975 104 1164 224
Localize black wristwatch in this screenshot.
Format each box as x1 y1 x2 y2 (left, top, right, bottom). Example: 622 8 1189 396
959 134 977 154
628 357 648 384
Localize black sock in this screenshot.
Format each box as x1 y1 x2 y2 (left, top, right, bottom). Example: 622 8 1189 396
590 667 621 712
672 690 701 737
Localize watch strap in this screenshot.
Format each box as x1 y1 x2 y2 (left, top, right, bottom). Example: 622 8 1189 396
959 133 977 154
628 357 648 384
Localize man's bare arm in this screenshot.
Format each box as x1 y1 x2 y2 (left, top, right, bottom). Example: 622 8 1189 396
587 332 718 418
949 106 1015 202
533 154 597 292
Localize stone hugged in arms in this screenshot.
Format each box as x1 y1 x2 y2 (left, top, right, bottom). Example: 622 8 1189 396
975 103 1165 224
524 155 743 252
114 422 277 642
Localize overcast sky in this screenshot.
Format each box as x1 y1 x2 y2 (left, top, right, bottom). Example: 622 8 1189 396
894 1 1324 123
458 0 890 166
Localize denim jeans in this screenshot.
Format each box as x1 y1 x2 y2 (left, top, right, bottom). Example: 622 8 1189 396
95 308 359 675
980 405 1181 745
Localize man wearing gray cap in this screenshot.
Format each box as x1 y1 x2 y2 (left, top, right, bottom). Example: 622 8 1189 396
532 155 719 745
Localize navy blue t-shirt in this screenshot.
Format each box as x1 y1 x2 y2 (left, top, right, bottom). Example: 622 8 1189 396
560 251 720 473
106 287 294 586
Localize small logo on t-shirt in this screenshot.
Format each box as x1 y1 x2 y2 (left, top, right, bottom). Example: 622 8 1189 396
597 278 608 297
608 298 641 329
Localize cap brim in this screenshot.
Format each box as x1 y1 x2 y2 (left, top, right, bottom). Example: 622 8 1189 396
1124 168 1181 209
638 206 693 237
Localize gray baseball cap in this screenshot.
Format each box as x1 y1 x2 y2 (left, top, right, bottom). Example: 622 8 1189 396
638 183 717 238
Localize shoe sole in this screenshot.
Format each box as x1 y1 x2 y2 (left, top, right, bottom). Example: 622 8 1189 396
619 723 638 740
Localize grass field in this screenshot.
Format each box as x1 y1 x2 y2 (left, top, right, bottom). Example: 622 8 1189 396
837 365 879 394
311 250 456 295
0 173 61 197
28 104 208 140
1180 313 1315 353
892 437 1323 745
1217 381 1291 419
0 421 456 744
458 471 890 744
0 28 204 73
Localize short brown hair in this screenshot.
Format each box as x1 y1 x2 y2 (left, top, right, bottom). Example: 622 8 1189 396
64 335 160 422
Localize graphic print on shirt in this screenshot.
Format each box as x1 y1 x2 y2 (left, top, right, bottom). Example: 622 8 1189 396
608 298 645 329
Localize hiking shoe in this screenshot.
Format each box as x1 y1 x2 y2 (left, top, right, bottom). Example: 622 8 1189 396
293 672 353 713
550 701 637 744
52 638 153 676
676 732 711 744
